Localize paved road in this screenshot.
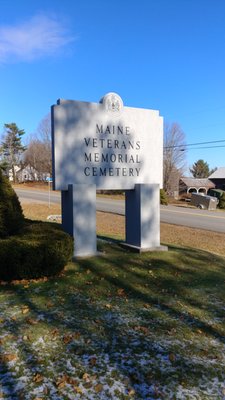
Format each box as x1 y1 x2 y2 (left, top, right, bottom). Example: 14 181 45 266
15 187 225 233
160 205 225 233
15 187 60 204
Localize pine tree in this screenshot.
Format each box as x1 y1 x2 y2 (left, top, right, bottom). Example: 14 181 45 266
190 159 212 178
1 123 26 182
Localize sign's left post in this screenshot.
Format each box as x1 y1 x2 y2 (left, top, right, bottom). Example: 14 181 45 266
61 184 97 258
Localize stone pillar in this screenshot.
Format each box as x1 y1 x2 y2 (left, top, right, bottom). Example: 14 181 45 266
61 184 97 257
125 183 167 252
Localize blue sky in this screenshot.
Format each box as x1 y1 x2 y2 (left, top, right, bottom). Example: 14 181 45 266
0 0 225 174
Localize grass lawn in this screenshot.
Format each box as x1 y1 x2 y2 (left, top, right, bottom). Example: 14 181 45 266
0 203 224 399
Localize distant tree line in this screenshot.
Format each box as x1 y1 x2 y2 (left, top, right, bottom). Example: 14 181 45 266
0 116 218 191
163 123 218 195
0 115 51 183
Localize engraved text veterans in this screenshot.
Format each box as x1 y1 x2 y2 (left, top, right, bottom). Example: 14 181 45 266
83 124 141 177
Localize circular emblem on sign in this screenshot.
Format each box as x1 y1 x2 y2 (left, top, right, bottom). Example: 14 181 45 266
100 92 124 115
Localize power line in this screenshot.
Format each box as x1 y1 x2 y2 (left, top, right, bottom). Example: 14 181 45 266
164 139 225 149
180 145 225 151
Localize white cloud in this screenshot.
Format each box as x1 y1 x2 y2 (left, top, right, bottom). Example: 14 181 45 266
0 14 75 63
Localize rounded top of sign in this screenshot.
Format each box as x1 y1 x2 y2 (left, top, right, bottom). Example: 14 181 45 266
100 92 124 116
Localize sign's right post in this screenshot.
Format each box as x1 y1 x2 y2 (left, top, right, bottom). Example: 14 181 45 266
125 183 167 252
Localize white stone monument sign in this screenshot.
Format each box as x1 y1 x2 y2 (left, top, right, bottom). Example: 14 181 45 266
51 93 166 257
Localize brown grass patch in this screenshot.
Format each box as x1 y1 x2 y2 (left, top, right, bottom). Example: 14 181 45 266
21 202 225 257
96 211 225 257
22 203 61 221
161 223 225 257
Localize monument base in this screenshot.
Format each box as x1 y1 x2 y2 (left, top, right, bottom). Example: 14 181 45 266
72 251 103 261
121 243 168 253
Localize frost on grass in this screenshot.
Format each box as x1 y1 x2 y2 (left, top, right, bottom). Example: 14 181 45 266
0 287 224 400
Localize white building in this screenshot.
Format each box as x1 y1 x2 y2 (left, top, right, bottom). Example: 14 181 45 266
9 165 49 182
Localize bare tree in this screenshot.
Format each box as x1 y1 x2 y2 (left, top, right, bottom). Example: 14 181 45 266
163 122 186 195
36 113 51 144
24 114 52 179
24 139 52 178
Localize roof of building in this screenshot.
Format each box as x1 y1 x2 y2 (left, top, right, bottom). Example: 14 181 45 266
208 167 225 179
180 177 215 188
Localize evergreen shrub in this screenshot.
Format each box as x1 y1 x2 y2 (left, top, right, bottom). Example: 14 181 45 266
0 170 73 280
0 169 24 237
0 221 73 281
160 189 168 205
218 192 225 209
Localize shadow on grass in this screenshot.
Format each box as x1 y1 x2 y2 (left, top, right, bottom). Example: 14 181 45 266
0 241 224 397
81 241 225 341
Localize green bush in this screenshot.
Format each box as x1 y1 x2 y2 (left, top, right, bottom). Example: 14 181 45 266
0 221 74 281
0 170 73 280
0 169 24 238
160 189 168 205
218 192 225 209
